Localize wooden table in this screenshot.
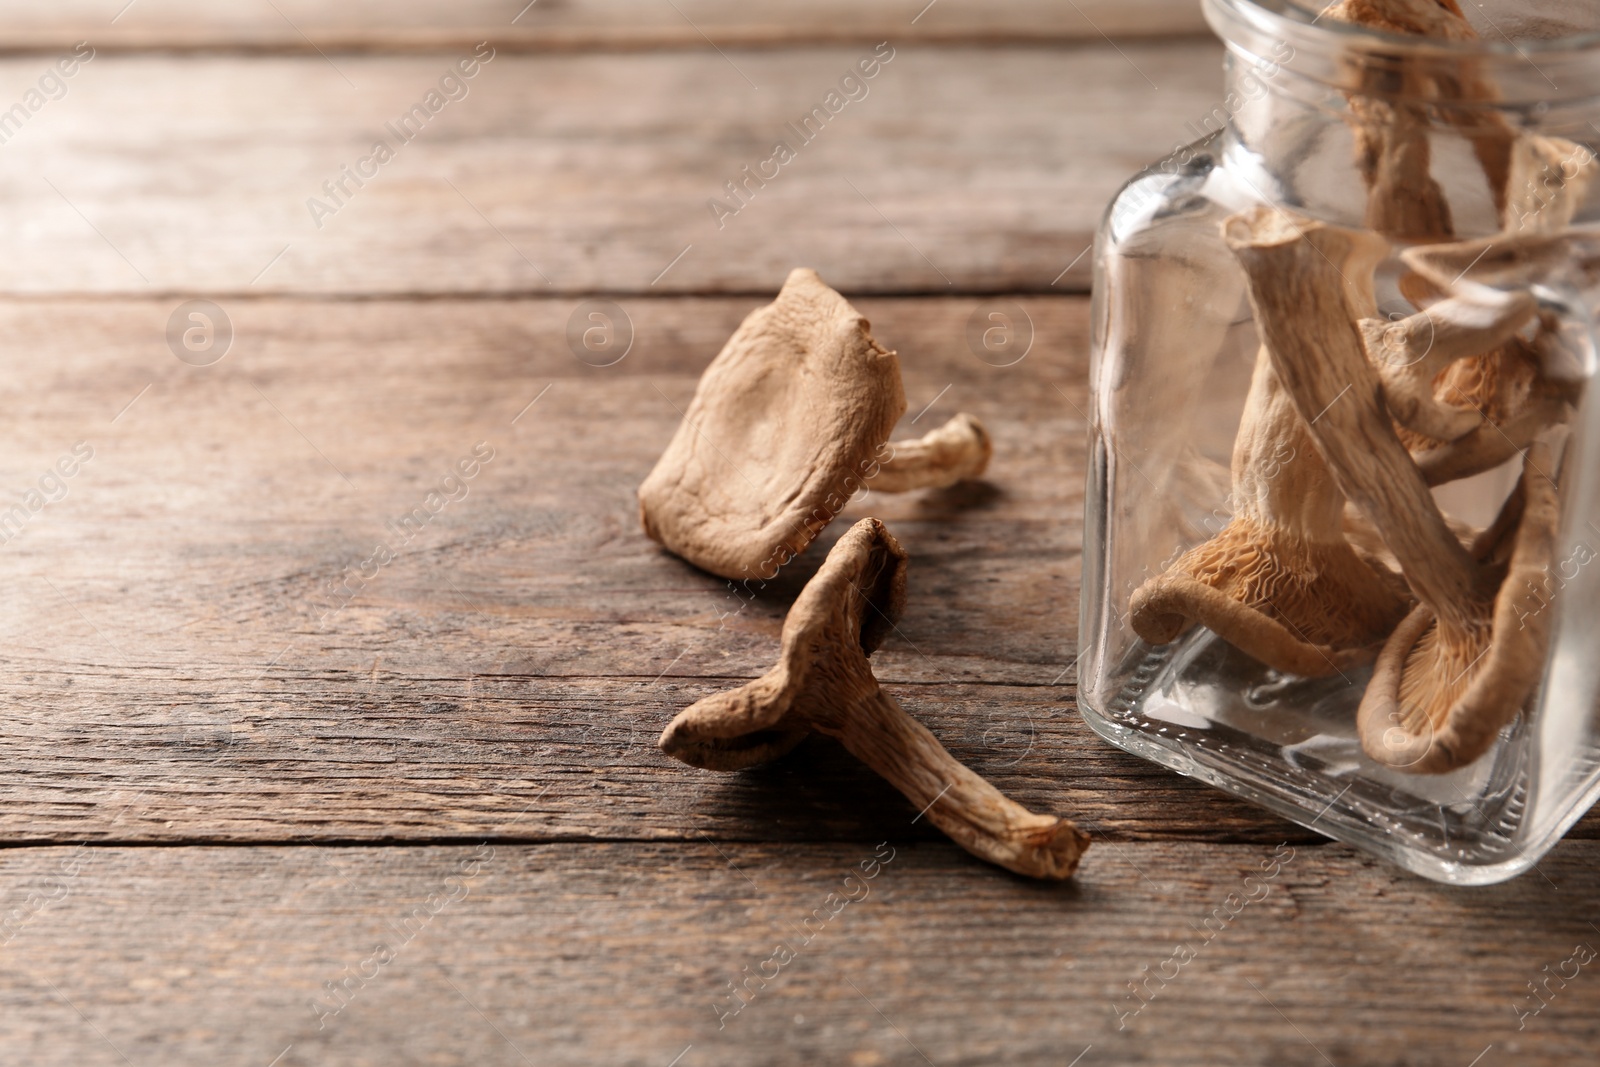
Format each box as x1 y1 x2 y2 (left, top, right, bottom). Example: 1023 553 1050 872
1 3 1595 1064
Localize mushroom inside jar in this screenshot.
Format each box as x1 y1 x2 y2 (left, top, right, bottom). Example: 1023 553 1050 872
1123 0 1595 775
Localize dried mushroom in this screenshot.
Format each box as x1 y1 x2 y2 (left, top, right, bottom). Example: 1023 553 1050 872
1358 432 1564 771
1398 233 1589 485
660 518 1088 880
1360 291 1539 443
1327 0 1595 489
639 268 991 581
1129 343 1411 676
1322 0 1475 39
1222 207 1565 773
1323 0 1482 243
1130 209 1410 676
870 412 992 493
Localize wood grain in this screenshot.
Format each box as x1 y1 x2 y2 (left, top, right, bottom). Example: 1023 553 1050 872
0 0 1211 52
4 293 1593 846
0 839 1596 1066
2 19 1588 1064
0 294 1323 845
0 44 1220 295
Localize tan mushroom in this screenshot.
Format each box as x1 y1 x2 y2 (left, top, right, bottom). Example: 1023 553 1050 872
639 268 991 581
1504 132 1597 235
1128 345 1411 676
1358 432 1563 772
1324 0 1596 480
870 412 992 493
1387 129 1594 478
1397 233 1590 484
1322 0 1474 39
1128 215 1411 676
1389 128 1593 475
1322 0 1483 243
1402 231 1600 311
1222 206 1563 773
1360 291 1539 444
660 517 1088 880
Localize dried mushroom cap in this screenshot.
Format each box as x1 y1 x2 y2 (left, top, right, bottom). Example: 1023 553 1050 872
871 412 992 493
1505 133 1597 234
1360 291 1539 443
1359 432 1563 772
1130 346 1411 676
639 268 995 581
639 268 903 581
660 518 1088 880
1398 234 1588 484
1402 231 1600 301
1409 343 1574 486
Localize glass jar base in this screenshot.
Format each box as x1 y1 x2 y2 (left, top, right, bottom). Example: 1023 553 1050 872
1080 630 1599 885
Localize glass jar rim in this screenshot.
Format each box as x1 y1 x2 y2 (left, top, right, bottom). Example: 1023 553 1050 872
1205 0 1600 56
1203 0 1600 108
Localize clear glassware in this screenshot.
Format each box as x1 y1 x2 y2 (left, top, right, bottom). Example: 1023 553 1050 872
1078 0 1600 884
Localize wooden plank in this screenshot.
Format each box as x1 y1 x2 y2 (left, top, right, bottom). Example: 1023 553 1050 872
0 294 1309 844
3 294 1595 847
0 44 1221 295
0 839 1596 1065
0 0 1211 52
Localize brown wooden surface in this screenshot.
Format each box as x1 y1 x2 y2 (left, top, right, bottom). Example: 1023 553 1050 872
2 841 1598 1067
0 44 1218 295
0 0 1209 51
2 296 1326 845
2 5 1597 1066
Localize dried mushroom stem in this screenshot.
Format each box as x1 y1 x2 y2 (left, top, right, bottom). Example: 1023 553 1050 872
1129 344 1411 676
828 685 1085 879
1323 0 1481 243
1223 207 1566 773
1222 209 1482 628
1359 432 1563 771
871 412 993 493
659 518 1087 879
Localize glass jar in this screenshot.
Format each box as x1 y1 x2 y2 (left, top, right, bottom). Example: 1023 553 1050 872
1078 0 1600 884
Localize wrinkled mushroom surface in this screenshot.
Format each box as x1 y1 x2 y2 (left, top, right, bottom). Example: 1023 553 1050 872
1223 206 1566 774
639 268 905 581
871 412 992 493
1359 432 1563 771
1130 344 1411 676
660 518 1088 880
639 268 992 581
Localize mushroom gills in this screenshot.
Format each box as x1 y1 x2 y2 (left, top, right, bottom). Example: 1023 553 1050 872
1129 338 1410 676
1358 432 1563 772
